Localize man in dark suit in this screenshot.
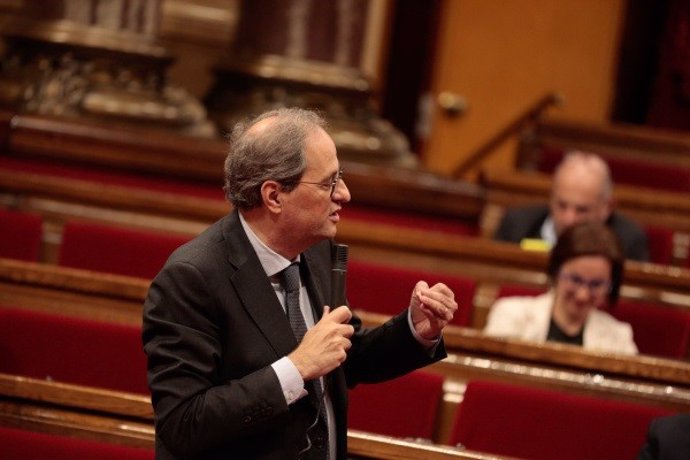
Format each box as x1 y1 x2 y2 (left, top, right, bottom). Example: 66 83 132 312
494 151 649 262
637 413 690 460
142 108 457 459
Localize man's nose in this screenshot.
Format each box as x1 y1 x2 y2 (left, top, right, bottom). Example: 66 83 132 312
561 208 581 227
334 179 351 203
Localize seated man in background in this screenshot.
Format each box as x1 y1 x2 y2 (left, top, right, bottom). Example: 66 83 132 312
484 221 638 355
494 151 649 262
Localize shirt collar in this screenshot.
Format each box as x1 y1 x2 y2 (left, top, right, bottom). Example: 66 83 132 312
238 211 299 278
540 215 557 245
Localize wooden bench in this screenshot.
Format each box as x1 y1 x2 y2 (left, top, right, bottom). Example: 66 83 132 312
448 379 673 459
0 109 483 235
6 166 690 319
517 116 690 178
0 371 506 459
2 258 689 425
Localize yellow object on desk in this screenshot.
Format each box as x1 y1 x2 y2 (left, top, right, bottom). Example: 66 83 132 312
520 238 552 252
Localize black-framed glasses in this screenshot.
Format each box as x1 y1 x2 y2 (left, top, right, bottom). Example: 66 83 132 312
558 272 611 296
297 169 344 198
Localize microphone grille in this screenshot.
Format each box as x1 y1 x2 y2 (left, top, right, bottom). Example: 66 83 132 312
332 244 348 270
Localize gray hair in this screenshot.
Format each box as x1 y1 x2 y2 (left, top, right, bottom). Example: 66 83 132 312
223 108 327 210
556 150 613 201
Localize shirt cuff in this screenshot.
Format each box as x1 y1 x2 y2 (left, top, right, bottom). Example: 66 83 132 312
407 308 441 349
271 357 308 404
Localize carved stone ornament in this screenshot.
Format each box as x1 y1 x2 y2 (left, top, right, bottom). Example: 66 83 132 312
205 0 418 166
0 6 215 137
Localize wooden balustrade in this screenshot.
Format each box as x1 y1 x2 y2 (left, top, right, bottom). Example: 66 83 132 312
0 365 506 459
0 110 483 226
5 83 690 460
1 258 688 422
518 116 690 171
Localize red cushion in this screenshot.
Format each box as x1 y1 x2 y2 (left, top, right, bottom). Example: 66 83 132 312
0 426 153 460
0 208 43 261
644 224 675 266
612 301 690 359
0 156 224 200
341 204 478 236
58 220 191 279
347 260 475 326
496 283 547 298
348 370 444 439
450 380 674 460
0 307 148 394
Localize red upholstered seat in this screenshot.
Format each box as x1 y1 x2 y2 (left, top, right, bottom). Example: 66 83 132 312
348 370 444 440
496 283 547 299
0 208 43 261
347 260 476 327
0 426 153 460
58 220 191 279
611 301 690 359
644 224 675 266
450 380 674 460
0 155 224 201
0 307 148 395
341 204 478 236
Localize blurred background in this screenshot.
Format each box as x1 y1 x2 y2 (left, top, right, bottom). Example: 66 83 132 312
0 0 684 179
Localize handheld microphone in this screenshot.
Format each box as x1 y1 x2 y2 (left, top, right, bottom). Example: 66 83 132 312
330 244 348 308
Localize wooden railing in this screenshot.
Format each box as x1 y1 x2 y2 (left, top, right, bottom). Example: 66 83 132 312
0 110 483 225
0 361 508 459
2 258 688 410
518 116 690 171
452 92 563 178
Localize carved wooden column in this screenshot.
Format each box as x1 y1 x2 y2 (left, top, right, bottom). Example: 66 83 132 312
0 0 214 136
205 0 416 166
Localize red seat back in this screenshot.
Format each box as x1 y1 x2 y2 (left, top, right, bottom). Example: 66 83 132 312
0 208 43 261
347 260 476 326
644 224 675 266
496 283 547 299
0 426 153 460
0 307 148 394
450 380 674 460
348 370 444 439
341 205 478 236
611 301 690 359
58 220 191 279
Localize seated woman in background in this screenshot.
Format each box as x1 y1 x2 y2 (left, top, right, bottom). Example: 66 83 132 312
484 221 638 355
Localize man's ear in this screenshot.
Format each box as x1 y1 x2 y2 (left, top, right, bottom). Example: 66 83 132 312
262 181 282 213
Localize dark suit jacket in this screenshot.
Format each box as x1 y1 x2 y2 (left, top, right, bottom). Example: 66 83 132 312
493 205 649 262
142 211 445 459
637 413 690 460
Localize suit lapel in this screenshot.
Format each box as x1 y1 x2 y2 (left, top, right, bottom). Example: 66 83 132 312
223 213 297 359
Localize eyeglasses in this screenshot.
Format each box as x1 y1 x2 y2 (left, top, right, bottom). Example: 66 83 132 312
296 169 344 198
558 272 611 296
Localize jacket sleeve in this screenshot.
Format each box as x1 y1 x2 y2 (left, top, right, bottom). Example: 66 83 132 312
343 309 446 388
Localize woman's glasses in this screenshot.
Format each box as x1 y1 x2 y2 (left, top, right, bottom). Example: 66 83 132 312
558 272 611 296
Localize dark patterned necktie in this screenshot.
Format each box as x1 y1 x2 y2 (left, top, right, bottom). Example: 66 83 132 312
280 262 329 459
282 262 308 342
